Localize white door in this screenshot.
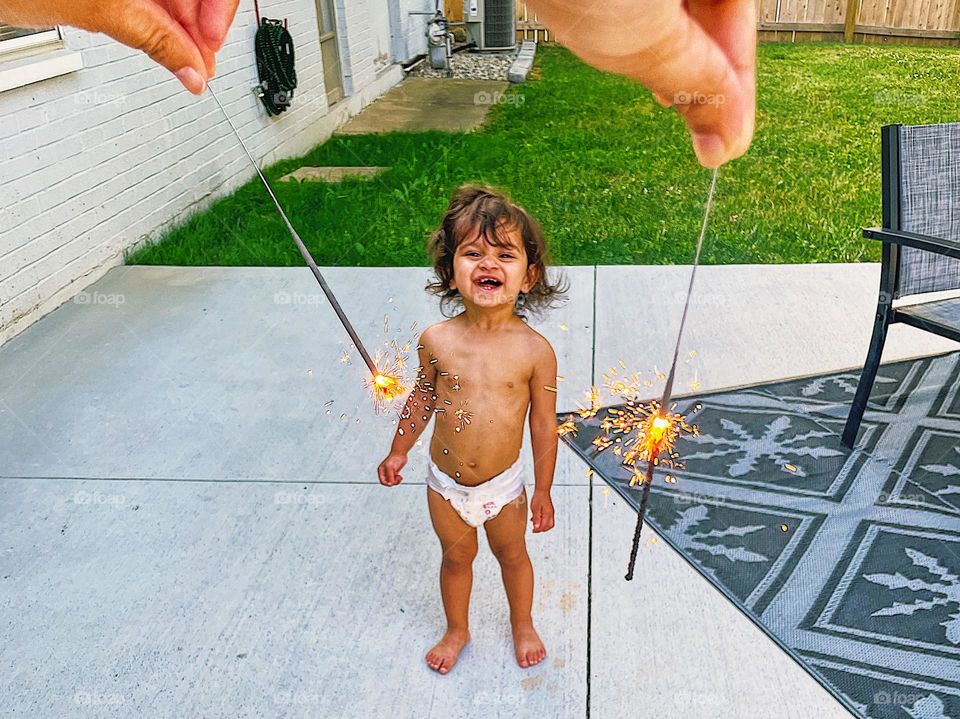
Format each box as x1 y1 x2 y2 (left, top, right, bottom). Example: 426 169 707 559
370 0 394 72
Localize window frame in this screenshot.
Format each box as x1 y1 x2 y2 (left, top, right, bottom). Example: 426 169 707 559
0 26 62 57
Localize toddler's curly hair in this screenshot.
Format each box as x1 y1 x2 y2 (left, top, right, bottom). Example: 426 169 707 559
425 184 568 321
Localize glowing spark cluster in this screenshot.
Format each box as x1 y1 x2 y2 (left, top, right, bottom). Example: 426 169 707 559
574 386 602 420
599 400 698 487
557 416 578 437
559 361 700 489
361 338 410 414
454 401 472 432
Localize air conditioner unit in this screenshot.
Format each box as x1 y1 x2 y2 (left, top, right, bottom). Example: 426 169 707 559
463 0 516 51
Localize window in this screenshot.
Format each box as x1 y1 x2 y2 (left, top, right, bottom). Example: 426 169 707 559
0 23 62 56
0 23 80 93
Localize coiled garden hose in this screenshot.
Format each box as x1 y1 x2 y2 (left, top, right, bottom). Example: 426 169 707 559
255 18 297 116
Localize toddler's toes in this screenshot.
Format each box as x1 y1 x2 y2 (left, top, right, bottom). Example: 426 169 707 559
426 629 469 675
512 623 546 669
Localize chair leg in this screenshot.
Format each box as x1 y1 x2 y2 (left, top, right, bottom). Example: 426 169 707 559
842 311 891 449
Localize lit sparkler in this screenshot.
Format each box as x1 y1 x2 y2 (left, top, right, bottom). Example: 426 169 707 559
207 86 401 404
559 168 719 581
622 168 718 581
598 400 696 480
370 370 406 410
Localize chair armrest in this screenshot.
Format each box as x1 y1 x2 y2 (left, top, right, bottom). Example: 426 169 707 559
863 227 960 260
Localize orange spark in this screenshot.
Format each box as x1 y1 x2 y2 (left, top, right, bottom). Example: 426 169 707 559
365 343 409 414
557 417 578 437
597 400 696 472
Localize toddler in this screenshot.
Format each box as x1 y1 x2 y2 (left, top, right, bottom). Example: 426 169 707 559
377 184 568 675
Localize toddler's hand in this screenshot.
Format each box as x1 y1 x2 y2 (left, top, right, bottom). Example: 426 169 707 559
530 490 555 533
377 452 407 487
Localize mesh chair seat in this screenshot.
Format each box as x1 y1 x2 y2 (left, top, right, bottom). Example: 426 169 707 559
843 122 960 448
897 296 960 340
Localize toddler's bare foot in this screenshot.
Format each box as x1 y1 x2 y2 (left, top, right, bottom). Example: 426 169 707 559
512 621 546 668
425 628 470 675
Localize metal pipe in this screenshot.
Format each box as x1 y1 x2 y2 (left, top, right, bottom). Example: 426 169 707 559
207 85 378 376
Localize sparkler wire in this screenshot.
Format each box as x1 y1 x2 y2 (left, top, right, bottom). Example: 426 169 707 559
625 167 720 581
207 85 377 376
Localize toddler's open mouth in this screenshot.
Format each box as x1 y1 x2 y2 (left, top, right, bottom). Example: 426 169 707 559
474 277 503 292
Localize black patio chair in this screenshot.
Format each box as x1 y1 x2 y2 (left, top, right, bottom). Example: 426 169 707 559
842 122 960 449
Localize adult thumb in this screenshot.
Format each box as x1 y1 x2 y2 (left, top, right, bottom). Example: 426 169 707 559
674 0 757 168
105 0 208 94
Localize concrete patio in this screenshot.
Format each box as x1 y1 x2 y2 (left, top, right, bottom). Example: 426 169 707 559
335 78 509 135
1 263 957 718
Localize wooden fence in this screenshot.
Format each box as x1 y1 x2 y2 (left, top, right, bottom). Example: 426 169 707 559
513 0 960 46
516 2 550 43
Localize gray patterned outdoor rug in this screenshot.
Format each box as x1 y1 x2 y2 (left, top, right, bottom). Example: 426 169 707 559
560 352 960 719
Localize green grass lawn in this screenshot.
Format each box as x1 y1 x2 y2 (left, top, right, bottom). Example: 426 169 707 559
126 43 960 268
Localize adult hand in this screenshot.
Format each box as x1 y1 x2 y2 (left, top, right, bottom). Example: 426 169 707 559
0 0 240 94
525 0 756 168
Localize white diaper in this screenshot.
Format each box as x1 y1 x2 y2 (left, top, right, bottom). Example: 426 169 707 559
426 453 526 527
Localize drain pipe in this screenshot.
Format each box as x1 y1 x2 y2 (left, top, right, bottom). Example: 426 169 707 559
402 42 476 73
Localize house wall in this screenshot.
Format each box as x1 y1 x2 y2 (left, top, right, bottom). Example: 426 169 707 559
0 0 431 347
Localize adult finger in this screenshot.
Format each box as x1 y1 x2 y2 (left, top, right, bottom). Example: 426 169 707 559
603 0 755 167
166 0 218 78
199 0 240 52
526 0 755 168
108 0 208 93
682 0 757 165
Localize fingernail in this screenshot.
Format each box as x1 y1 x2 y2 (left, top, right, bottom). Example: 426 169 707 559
174 67 206 94
691 132 724 168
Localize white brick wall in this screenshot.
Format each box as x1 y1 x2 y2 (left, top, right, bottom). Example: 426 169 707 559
395 0 434 61
0 0 432 346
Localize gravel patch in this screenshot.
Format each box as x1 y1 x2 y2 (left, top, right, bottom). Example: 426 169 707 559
409 49 517 81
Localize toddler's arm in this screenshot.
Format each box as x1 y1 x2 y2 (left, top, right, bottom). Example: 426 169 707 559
528 338 558 532
377 328 439 486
